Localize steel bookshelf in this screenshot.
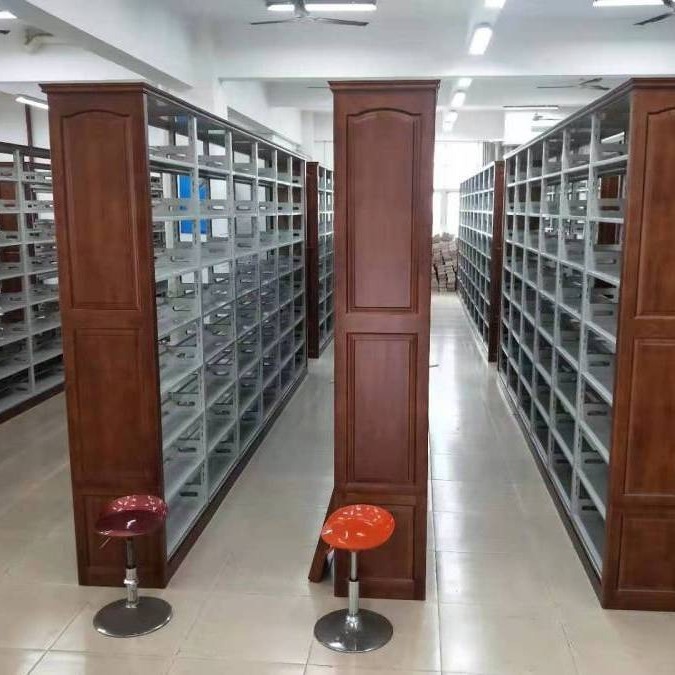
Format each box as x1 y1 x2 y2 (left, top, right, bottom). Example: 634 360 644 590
0 142 63 421
498 78 675 610
458 161 504 361
43 82 308 586
306 162 334 358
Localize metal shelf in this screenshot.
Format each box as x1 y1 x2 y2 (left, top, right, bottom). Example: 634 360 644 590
0 142 63 418
307 164 334 358
458 162 503 360
147 103 307 554
497 96 630 579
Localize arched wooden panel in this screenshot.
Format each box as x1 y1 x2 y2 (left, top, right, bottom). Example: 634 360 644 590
347 109 419 312
331 80 438 601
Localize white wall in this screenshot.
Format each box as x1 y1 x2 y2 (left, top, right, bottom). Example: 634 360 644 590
219 80 305 149
31 106 49 147
503 108 574 146
0 92 54 148
299 111 333 166
5 0 197 88
311 112 333 167
441 110 505 142
0 93 30 146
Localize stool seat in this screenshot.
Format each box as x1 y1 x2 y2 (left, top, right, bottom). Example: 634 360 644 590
321 504 395 552
92 494 172 638
95 495 167 538
314 504 395 653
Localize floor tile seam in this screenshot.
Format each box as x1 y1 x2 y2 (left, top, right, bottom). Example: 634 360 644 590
26 648 49 674
168 654 307 671
430 481 445 675
209 585 330 599
169 588 214 660
42 596 88 653
558 615 585 675
174 552 230 595
31 650 175 673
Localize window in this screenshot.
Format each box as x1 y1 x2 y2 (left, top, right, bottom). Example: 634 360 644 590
434 141 483 235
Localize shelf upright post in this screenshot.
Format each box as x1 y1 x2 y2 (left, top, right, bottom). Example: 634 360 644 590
14 149 35 395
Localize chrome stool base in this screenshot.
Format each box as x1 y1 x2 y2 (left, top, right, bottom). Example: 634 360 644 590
93 597 172 638
314 608 393 653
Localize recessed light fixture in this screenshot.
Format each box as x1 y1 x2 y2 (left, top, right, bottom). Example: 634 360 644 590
593 0 661 6
503 105 561 111
268 2 377 11
0 10 17 19
16 96 49 110
457 77 473 89
450 91 467 108
485 0 506 8
469 24 493 55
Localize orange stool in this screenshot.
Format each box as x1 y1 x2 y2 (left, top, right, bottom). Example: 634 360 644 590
314 504 395 653
93 495 172 638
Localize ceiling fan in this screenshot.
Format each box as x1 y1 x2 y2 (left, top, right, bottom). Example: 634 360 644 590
537 77 610 92
635 0 674 25
251 0 369 27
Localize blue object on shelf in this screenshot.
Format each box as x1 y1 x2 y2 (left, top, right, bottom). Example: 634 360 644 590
179 175 208 234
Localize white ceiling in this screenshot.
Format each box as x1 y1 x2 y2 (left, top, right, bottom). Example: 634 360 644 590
263 75 630 112
1 0 674 142
170 0 674 109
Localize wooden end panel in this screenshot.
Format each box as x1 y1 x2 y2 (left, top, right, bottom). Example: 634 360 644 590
347 110 418 312
305 162 320 358
488 161 505 362
618 514 675 593
348 334 417 484
635 105 675 317
603 84 675 609
45 87 162 586
61 111 142 310
624 340 675 496
70 329 160 487
331 80 437 600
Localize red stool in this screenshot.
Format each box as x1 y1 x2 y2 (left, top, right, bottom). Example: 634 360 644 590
314 504 395 653
93 495 172 638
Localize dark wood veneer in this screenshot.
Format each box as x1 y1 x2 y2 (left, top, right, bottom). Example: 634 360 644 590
329 80 437 600
305 163 321 358
603 82 675 610
498 79 675 611
43 82 308 587
488 162 505 361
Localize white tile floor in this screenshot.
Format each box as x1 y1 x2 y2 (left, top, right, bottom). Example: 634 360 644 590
0 294 674 673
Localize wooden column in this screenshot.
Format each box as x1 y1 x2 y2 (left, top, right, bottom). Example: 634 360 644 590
488 161 505 362
44 85 166 587
603 83 675 610
330 80 438 600
305 162 320 358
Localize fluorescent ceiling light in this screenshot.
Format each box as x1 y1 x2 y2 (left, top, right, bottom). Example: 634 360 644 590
268 2 377 11
16 96 48 110
593 0 661 6
0 10 17 18
457 77 473 89
504 104 560 111
485 0 506 7
469 24 493 55
444 111 459 125
450 91 467 108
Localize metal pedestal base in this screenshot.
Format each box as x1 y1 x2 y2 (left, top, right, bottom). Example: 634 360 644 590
314 608 393 653
93 597 172 638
